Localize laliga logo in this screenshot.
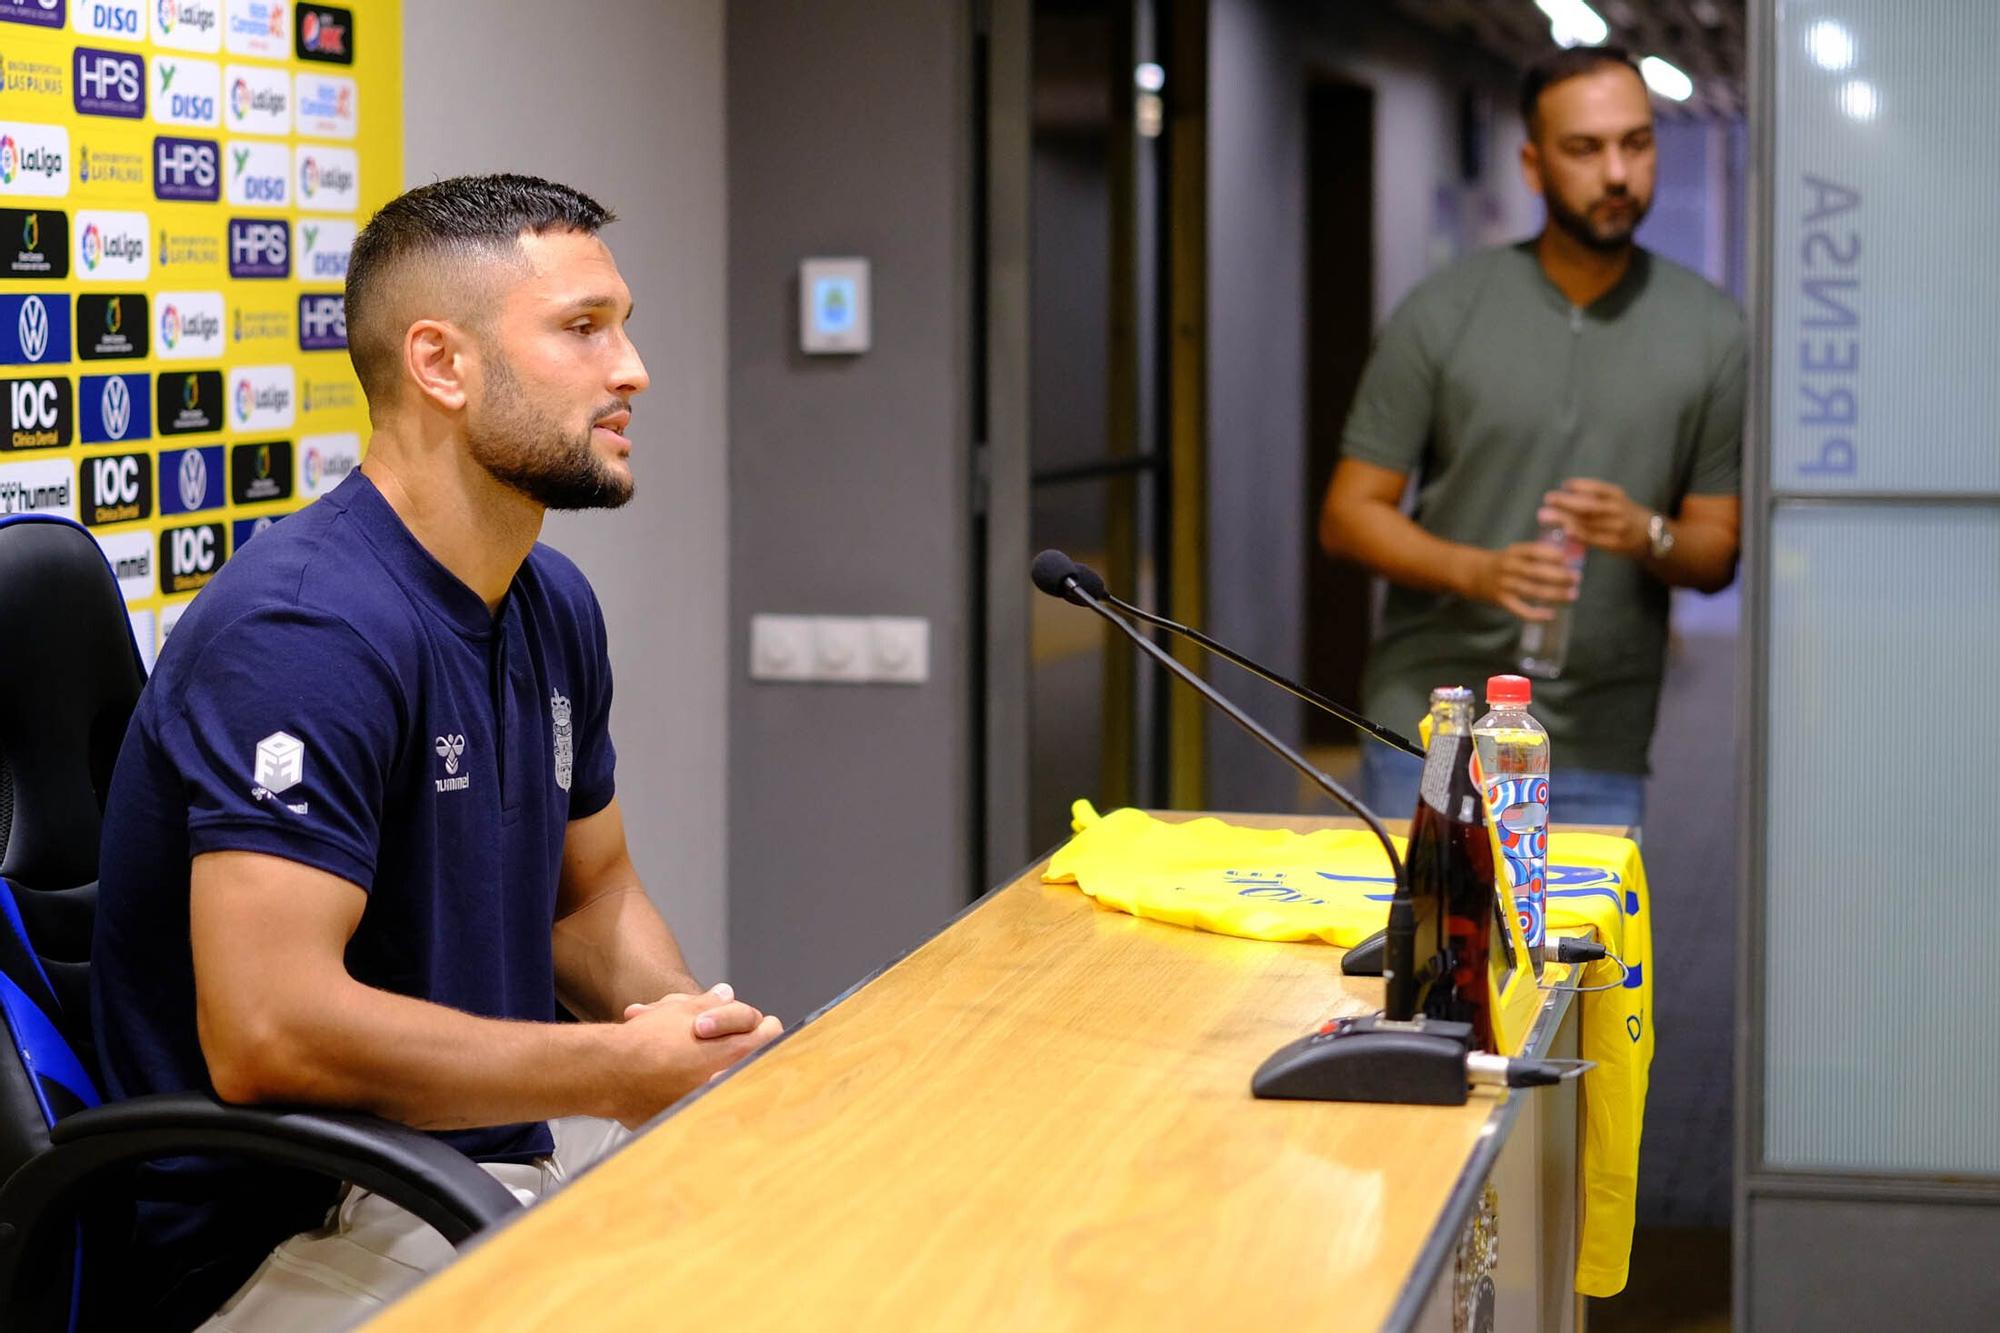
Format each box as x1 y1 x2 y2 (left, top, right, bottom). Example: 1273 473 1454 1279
304 444 322 487
160 303 181 347
300 157 317 196
81 223 103 271
233 377 252 422
157 0 174 31
230 78 249 120
0 136 17 186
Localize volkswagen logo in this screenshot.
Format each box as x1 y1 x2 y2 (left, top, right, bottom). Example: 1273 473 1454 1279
17 295 48 362
102 376 131 440
178 448 208 511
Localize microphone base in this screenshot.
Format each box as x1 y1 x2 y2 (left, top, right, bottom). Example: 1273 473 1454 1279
1251 1014 1474 1105
1340 928 1389 977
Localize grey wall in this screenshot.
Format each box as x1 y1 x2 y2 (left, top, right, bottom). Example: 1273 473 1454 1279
403 1 731 978
1205 0 1536 811
727 0 974 1024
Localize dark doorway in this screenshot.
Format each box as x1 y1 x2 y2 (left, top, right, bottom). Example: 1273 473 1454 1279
1303 78 1377 746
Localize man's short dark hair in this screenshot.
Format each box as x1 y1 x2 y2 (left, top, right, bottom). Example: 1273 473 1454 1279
345 173 615 405
1519 45 1643 134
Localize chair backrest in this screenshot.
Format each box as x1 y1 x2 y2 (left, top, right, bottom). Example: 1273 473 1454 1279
0 515 144 1178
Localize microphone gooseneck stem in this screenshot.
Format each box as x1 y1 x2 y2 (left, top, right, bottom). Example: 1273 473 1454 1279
1103 591 1425 758
1064 577 1406 899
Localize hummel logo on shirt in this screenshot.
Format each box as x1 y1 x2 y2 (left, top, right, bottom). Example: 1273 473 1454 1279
434 733 469 793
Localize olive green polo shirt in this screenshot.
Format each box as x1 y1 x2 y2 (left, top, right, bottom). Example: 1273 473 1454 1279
1341 242 1745 774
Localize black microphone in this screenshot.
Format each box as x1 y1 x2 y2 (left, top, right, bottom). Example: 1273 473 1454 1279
1035 549 1422 758
1032 551 1473 1103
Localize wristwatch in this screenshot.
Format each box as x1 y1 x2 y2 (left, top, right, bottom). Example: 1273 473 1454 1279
1646 512 1676 561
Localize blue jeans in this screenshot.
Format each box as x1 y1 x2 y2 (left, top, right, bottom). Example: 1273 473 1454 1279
1358 742 1645 833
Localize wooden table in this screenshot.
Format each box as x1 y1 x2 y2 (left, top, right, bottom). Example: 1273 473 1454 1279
369 813 1586 1332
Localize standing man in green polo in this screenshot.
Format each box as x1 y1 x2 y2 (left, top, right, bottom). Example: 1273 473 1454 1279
1319 45 1745 828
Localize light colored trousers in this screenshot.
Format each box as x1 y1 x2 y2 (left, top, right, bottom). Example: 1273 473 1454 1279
199 1117 631 1332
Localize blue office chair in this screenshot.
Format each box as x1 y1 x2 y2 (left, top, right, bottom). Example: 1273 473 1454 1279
0 514 521 1330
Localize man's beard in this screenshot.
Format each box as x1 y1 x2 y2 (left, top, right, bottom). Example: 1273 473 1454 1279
466 350 634 511
1545 185 1648 254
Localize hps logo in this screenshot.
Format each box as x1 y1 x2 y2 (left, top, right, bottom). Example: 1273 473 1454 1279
297 293 344 351
72 46 143 118
227 215 287 278
0 1 67 31
153 135 217 199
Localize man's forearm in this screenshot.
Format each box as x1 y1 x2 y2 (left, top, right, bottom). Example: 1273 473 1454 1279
1644 516 1738 593
1324 495 1481 599
553 884 697 1022
206 977 636 1130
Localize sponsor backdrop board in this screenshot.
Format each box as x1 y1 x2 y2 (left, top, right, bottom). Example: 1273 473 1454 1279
0 0 396 666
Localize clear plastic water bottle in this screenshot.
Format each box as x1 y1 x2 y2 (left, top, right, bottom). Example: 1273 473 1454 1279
1516 523 1585 679
1473 674 1548 975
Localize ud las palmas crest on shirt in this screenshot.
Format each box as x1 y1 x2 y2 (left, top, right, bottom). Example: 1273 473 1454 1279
551 691 573 792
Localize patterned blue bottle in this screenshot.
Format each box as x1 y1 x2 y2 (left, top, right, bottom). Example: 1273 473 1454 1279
1473 674 1548 975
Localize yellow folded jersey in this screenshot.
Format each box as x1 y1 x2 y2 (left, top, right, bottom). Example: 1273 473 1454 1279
1043 801 1654 1299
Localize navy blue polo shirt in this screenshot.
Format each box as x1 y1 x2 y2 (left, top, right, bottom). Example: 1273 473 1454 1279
94 467 616 1167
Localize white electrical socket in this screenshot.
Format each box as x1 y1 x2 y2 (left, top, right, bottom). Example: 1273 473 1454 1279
868 616 929 684
749 614 816 681
751 613 932 684
812 616 873 682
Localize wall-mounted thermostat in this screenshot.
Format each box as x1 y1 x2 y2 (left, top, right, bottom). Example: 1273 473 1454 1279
800 257 871 354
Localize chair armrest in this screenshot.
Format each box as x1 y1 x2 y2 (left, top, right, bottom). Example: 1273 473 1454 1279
0 1093 521 1285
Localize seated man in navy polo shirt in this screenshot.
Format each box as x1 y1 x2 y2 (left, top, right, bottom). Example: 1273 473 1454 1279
92 174 779 1331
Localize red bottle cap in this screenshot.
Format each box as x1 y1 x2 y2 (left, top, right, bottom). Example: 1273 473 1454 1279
1486 674 1532 706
